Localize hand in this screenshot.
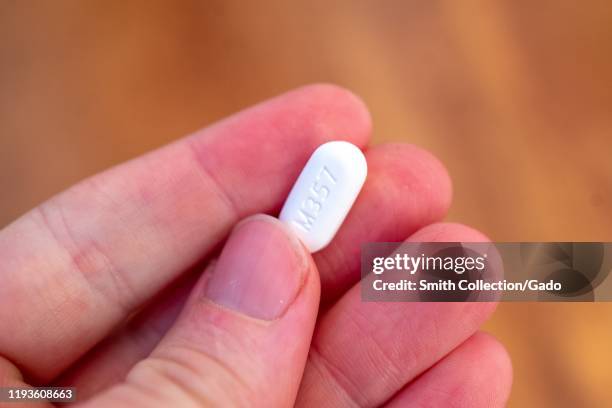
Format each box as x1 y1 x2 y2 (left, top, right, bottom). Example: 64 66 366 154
0 84 511 407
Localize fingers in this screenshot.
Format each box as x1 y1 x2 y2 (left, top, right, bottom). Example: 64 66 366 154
0 356 52 408
54 142 453 394
0 84 370 380
315 143 452 303
296 222 495 408
54 273 197 398
385 332 512 408
81 215 320 407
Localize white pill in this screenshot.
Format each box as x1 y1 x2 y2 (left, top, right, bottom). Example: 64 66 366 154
279 141 367 252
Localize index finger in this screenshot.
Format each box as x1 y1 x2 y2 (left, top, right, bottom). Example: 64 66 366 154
0 84 371 381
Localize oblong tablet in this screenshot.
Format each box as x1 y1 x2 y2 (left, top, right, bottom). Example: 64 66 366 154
279 141 367 252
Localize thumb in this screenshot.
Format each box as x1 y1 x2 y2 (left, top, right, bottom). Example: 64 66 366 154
81 214 320 407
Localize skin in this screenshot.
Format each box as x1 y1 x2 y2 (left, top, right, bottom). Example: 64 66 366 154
0 84 512 407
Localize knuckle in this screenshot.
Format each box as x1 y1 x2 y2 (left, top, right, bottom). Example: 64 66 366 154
126 343 253 408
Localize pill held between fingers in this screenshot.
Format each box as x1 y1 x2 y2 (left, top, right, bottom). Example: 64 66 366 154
279 141 368 253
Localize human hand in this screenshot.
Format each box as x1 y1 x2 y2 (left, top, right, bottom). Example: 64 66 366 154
0 85 511 407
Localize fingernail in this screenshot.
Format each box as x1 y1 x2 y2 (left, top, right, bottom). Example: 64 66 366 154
204 214 308 320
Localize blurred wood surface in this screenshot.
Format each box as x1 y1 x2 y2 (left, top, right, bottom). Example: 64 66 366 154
1 1 611 406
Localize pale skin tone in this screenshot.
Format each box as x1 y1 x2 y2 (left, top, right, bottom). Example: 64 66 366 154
0 84 512 407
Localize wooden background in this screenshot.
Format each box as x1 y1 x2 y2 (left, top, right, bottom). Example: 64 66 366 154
1 1 611 406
